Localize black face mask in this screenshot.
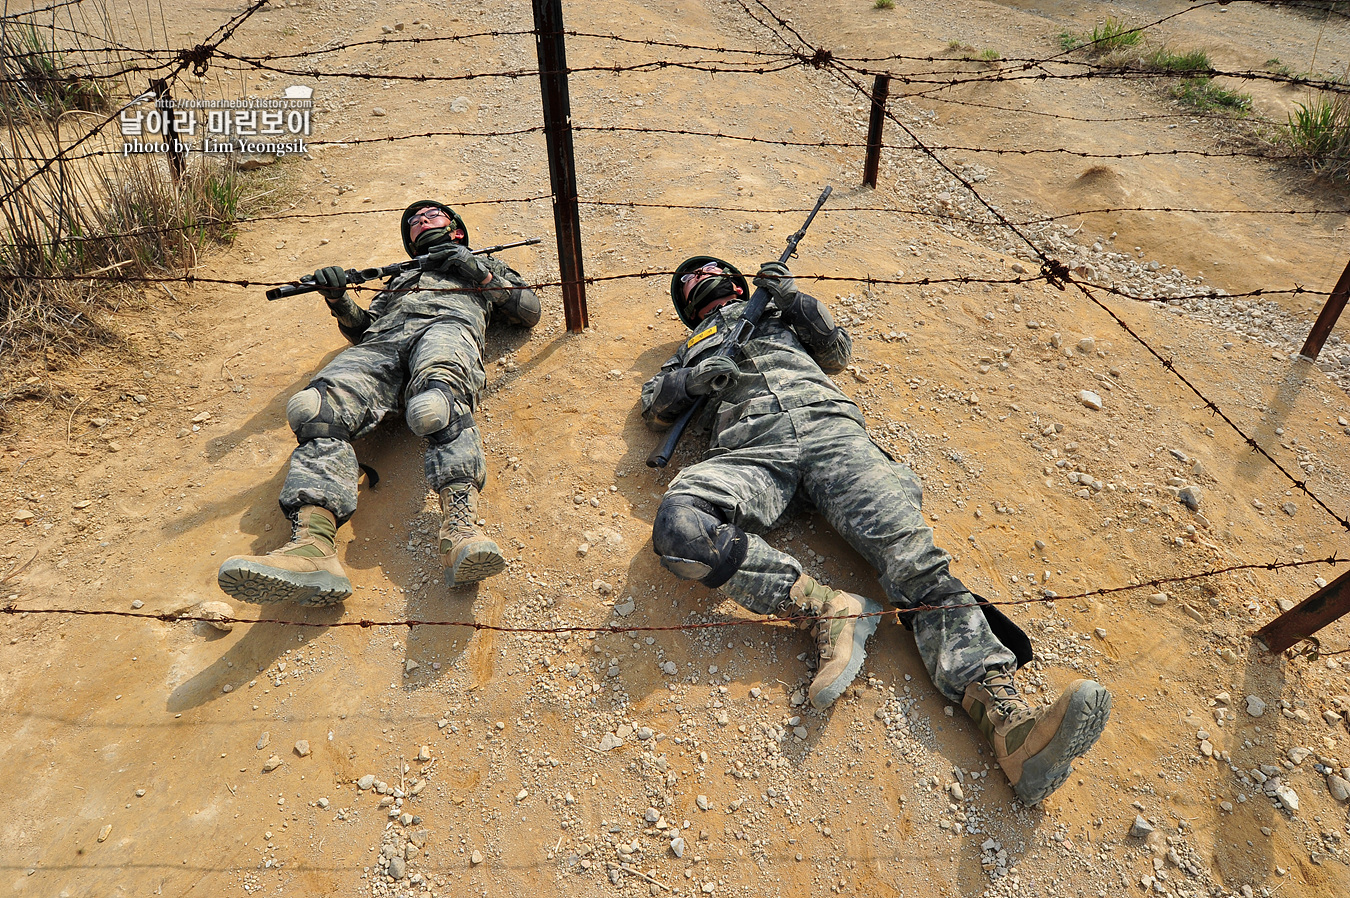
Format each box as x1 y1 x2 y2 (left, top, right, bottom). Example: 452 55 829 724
412 227 456 253
686 273 738 320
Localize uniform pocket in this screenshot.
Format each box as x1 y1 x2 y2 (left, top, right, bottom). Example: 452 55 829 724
713 396 784 449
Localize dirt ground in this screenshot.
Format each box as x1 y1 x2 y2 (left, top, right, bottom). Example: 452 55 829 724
4 1 1350 896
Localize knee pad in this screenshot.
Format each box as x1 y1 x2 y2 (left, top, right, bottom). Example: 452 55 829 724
286 382 350 444
652 495 748 589
406 381 473 445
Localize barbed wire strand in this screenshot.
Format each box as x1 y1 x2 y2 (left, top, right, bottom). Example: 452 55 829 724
2 555 1339 634
732 0 1350 531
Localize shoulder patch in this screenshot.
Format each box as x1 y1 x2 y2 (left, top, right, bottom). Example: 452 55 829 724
686 324 718 349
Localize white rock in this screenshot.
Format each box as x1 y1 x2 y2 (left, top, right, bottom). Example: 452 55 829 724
1272 782 1299 812
598 733 623 751
1288 747 1311 765
195 601 235 632
696 794 709 811
670 836 686 858
1246 696 1267 717
1147 592 1169 606
1079 390 1104 410
1328 775 1350 802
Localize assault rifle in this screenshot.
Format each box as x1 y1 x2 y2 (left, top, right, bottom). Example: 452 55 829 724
265 237 542 301
647 185 832 468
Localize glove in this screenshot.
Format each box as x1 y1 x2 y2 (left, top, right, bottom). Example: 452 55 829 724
685 356 741 397
426 243 489 283
313 266 348 301
753 261 796 308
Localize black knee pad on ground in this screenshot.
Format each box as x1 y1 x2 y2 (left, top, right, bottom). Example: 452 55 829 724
652 495 748 589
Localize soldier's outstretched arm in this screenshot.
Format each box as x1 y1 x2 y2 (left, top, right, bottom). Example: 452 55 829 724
314 265 374 344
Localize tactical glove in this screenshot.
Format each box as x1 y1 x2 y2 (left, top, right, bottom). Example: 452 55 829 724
427 243 490 284
313 266 348 301
685 356 741 397
753 261 797 307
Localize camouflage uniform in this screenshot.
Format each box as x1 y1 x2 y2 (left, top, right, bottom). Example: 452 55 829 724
642 299 1018 701
283 255 534 524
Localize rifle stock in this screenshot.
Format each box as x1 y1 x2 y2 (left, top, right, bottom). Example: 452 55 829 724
647 186 832 468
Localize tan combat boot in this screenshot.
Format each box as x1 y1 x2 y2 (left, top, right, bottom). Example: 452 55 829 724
439 484 506 586
786 574 884 709
217 505 352 606
962 668 1112 805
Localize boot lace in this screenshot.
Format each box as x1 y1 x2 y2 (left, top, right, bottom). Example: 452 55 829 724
443 488 475 534
980 669 1029 717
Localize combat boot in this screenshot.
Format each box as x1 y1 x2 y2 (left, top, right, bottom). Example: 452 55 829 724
786 574 884 709
962 668 1112 805
217 505 352 606
439 483 506 586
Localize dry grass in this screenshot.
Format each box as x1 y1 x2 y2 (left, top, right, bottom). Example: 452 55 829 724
0 6 257 399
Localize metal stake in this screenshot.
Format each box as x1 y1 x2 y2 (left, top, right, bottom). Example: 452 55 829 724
862 74 890 189
1253 566 1350 654
532 0 588 332
1298 257 1350 361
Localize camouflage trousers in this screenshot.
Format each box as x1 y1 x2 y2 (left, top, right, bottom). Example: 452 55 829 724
665 400 1016 701
280 314 488 525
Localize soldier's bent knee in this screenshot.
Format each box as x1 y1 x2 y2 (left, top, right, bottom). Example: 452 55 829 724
652 494 748 589
406 381 473 445
287 382 351 444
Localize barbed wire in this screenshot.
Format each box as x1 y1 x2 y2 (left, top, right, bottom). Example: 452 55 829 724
0 0 87 22
730 0 1350 532
1 555 1339 634
0 0 270 207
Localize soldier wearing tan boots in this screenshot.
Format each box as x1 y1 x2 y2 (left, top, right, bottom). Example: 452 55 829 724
217 201 539 605
641 255 1111 804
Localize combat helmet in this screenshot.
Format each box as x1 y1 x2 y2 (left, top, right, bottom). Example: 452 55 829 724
400 200 470 257
670 256 749 329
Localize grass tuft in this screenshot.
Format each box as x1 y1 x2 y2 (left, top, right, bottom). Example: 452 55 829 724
0 24 111 119
1283 93 1350 176
873 0 895 9
1088 17 1142 54
1171 77 1251 112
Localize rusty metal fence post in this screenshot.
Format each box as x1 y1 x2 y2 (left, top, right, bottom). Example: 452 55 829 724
1298 257 1350 361
862 73 890 189
1253 567 1350 654
532 0 588 332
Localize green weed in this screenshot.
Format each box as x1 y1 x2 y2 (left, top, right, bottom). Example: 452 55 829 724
1283 93 1350 175
1144 48 1211 74
1088 17 1142 53
1171 77 1251 112
873 0 895 9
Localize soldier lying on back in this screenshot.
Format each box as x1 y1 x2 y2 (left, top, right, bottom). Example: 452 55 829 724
217 201 540 604
641 255 1111 804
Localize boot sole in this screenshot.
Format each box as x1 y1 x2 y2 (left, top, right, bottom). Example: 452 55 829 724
218 560 352 607
447 541 506 586
810 595 885 709
1014 681 1112 805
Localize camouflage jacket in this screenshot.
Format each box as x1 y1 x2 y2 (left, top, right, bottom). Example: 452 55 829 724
326 255 529 347
641 295 854 434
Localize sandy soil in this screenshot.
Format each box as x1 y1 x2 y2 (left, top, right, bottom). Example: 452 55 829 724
4 1 1350 896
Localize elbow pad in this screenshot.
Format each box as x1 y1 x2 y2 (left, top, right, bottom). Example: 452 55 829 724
493 286 541 327
784 293 842 348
